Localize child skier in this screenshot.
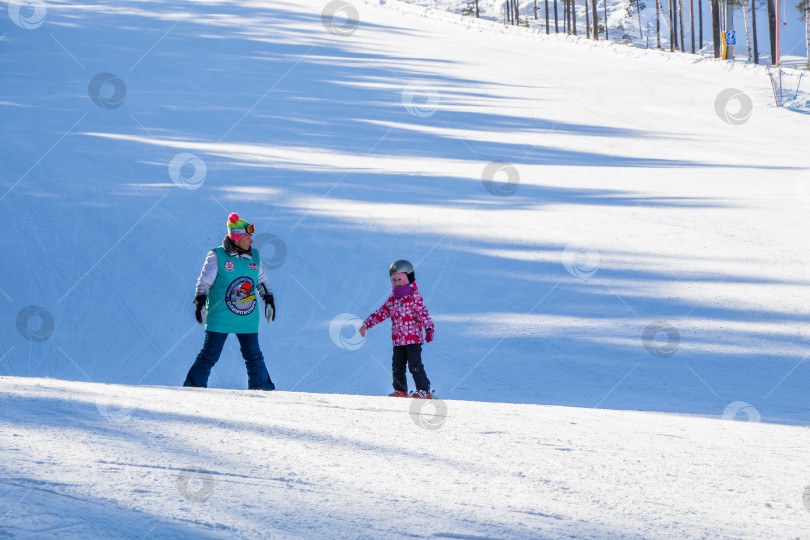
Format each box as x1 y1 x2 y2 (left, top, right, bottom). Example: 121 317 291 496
184 213 276 391
359 260 435 399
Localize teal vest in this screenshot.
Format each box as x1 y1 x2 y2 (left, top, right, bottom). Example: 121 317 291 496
205 247 261 334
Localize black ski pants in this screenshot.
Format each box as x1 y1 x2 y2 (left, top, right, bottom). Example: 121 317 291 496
392 343 430 393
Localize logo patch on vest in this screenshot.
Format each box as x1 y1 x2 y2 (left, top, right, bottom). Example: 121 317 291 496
224 261 234 272
225 277 256 316
249 261 258 270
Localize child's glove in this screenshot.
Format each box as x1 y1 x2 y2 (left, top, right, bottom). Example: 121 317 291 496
425 327 434 343
359 324 368 338
194 295 207 324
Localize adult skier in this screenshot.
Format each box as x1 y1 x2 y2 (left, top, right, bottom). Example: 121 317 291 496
183 213 276 390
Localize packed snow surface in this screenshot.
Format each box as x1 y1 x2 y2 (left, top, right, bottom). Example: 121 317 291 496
2 376 809 539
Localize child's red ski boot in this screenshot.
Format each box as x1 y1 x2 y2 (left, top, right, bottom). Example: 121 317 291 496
411 389 432 399
388 390 409 397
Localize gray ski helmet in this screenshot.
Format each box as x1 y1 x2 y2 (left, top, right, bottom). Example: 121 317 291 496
389 259 415 284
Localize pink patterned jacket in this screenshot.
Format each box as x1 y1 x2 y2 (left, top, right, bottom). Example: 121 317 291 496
363 283 434 346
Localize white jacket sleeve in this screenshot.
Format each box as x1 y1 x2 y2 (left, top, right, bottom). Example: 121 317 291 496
195 250 218 296
257 267 273 297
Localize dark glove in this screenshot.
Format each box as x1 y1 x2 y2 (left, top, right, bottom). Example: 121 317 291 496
262 293 275 323
425 327 434 343
194 295 207 324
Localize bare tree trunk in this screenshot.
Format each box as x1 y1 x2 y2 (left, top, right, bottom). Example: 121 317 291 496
669 0 678 52
593 0 598 38
514 0 520 24
555 0 559 32
475 0 480 17
638 0 644 41
658 0 674 34
806 7 810 69
699 0 703 48
563 0 568 31
535 0 538 19
604 0 609 39
742 0 752 61
572 0 577 34
657 0 662 47
546 0 551 32
679 0 686 51
752 0 759 63
800 1 810 69
711 0 721 57
690 0 695 52
563 0 571 35
767 0 776 63
570 0 574 32
586 0 591 37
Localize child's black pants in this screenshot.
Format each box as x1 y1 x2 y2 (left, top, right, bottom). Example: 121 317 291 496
392 343 430 393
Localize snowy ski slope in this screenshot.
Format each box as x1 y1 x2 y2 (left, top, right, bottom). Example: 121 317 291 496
1 0 810 535
2 0 809 420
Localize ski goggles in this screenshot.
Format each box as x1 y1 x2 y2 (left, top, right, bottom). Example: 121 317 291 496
229 223 255 237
